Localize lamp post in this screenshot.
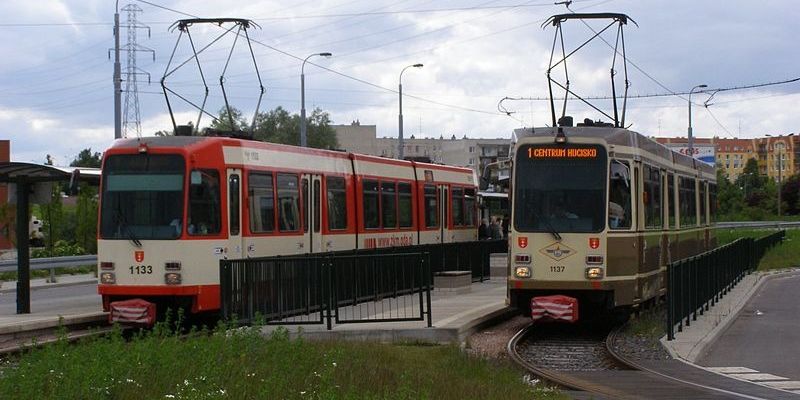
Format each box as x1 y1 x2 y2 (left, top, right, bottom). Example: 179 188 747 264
687 84 708 157
777 140 784 217
398 63 423 160
300 52 332 147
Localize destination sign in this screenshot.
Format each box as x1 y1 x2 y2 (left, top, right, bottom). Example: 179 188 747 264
528 147 598 159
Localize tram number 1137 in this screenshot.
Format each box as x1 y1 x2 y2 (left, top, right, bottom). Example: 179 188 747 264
130 265 153 274
550 266 565 273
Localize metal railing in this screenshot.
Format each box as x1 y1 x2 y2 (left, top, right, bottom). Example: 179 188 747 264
220 251 432 329
667 230 785 340
0 255 97 282
219 239 507 328
716 221 800 229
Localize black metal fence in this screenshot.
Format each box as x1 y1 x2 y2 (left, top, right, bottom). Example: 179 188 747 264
219 239 507 329
667 230 785 340
220 252 431 329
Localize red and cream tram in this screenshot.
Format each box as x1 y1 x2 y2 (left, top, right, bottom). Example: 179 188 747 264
97 136 477 321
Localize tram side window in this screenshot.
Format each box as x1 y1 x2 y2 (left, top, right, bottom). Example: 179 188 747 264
451 187 464 227
381 181 398 229
699 182 707 226
398 182 413 228
229 174 240 236
643 165 662 230
679 176 697 228
608 160 632 229
709 183 718 223
668 173 676 229
249 172 274 233
277 173 300 232
326 176 348 230
424 184 438 228
464 188 476 227
363 179 380 229
188 169 221 235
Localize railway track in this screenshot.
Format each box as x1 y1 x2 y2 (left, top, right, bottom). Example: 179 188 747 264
507 320 790 399
507 322 637 398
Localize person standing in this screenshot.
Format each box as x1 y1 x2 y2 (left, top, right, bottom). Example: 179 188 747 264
490 217 502 240
478 218 491 240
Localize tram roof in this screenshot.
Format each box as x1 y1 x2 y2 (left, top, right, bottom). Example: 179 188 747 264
514 126 715 177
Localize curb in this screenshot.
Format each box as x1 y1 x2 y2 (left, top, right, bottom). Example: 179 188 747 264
0 312 108 335
0 278 97 294
264 305 518 344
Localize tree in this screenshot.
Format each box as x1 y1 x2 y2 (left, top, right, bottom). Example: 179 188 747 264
74 183 98 253
70 148 102 168
780 174 800 215
214 106 338 149
209 107 248 132
716 169 743 218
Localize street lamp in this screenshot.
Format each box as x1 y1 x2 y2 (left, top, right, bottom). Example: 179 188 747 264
398 63 423 160
687 84 708 157
300 52 332 147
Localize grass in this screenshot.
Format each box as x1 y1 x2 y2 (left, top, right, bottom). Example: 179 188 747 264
0 320 563 400
714 228 800 271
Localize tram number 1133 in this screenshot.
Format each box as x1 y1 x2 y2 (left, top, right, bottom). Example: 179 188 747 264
130 265 153 274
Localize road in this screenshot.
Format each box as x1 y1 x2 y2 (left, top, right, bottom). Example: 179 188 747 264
0 282 102 316
700 272 800 382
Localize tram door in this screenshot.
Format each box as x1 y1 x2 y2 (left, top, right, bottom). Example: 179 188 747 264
226 168 243 259
439 184 451 243
301 173 324 253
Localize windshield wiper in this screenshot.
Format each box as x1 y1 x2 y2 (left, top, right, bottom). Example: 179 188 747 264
115 208 142 248
532 207 561 241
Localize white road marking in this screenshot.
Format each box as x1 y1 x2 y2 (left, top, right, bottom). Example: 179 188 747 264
762 381 800 390
707 367 758 374
727 373 789 382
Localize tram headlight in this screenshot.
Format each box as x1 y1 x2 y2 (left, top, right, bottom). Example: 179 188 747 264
100 272 116 284
165 272 182 285
585 267 604 280
514 266 531 279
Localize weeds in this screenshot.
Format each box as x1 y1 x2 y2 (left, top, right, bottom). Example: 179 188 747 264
0 319 558 399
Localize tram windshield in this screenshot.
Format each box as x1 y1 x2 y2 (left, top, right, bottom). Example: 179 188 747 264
514 143 607 233
100 154 185 240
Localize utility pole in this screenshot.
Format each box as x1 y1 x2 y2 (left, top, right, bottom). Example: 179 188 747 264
778 147 783 217
113 1 121 140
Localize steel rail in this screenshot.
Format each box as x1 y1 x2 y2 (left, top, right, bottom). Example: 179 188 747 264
507 323 634 398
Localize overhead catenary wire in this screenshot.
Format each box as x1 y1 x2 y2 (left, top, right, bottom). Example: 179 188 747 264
133 0 503 117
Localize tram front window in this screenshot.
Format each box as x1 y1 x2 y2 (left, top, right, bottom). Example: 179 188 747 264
100 154 185 240
514 144 607 233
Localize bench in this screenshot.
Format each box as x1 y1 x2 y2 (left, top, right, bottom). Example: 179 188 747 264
434 270 472 294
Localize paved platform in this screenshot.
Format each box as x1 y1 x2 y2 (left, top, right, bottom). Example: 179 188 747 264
261 277 513 344
0 274 105 335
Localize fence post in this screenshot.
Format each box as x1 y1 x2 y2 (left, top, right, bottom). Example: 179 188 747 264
667 260 675 340
326 257 333 330
424 252 433 327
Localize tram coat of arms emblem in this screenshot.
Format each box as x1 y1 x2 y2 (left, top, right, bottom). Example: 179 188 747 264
134 251 144 263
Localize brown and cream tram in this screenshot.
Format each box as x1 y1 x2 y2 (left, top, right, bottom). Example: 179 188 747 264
508 126 716 320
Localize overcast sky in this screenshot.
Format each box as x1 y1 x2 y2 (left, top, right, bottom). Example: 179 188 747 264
1 0 799 164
